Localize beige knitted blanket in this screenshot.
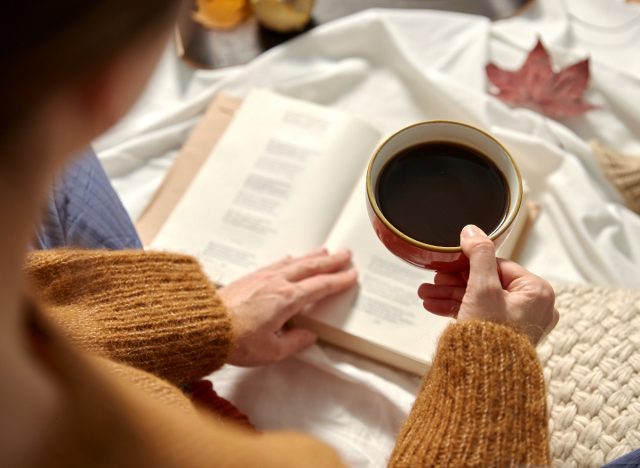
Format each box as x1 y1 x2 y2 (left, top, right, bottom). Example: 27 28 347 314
541 284 640 467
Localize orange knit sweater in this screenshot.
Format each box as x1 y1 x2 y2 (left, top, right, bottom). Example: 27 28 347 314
21 249 550 467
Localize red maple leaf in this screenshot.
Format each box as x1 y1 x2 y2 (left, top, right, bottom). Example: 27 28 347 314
486 39 598 118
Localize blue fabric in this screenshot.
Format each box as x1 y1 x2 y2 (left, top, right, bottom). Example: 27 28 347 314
34 148 142 250
602 449 640 467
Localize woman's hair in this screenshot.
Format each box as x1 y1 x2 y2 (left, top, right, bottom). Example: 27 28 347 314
0 1 180 142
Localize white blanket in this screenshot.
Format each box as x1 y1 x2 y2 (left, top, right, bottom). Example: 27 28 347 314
95 0 640 465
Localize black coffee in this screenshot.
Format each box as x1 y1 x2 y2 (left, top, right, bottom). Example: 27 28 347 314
376 142 509 247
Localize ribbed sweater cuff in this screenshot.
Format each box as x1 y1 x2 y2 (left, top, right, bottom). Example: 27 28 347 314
389 321 550 467
25 249 233 387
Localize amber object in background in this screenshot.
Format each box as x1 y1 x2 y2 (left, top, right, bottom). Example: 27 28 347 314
180 0 532 69
194 0 251 29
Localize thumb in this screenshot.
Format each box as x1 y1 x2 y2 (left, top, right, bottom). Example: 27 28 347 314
274 328 317 360
460 225 501 291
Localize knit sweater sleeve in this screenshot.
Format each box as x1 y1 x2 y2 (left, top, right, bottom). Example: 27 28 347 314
389 320 550 467
24 249 233 387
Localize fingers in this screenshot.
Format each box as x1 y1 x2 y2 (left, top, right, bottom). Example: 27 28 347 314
284 249 352 282
259 248 351 281
258 254 294 272
259 247 328 273
434 271 467 287
460 225 501 291
294 269 358 308
300 247 329 259
273 328 317 360
256 248 358 327
496 258 532 288
418 283 465 302
419 279 464 318
421 298 460 317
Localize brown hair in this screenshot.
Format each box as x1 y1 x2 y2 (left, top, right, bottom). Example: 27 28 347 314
0 2 181 142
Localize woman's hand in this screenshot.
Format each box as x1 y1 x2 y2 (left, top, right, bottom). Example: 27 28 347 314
418 225 559 345
218 248 357 367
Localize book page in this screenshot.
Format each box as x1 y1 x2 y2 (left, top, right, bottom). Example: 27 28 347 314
152 90 381 284
304 175 453 365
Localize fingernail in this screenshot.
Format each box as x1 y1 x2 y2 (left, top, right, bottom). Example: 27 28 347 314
336 248 351 256
462 225 480 238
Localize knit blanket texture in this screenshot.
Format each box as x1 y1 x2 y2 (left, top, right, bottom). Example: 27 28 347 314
541 284 640 467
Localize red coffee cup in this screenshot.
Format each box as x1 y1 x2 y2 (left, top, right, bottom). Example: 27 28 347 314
366 120 523 272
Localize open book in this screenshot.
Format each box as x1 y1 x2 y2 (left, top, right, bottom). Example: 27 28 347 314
149 90 532 375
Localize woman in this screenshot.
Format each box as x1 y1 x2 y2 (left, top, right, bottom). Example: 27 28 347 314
1 2 558 467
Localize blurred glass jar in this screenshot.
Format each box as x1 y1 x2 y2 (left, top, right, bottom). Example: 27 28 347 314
251 0 315 32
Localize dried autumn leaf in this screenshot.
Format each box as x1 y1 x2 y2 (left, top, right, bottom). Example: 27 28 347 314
486 39 598 118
